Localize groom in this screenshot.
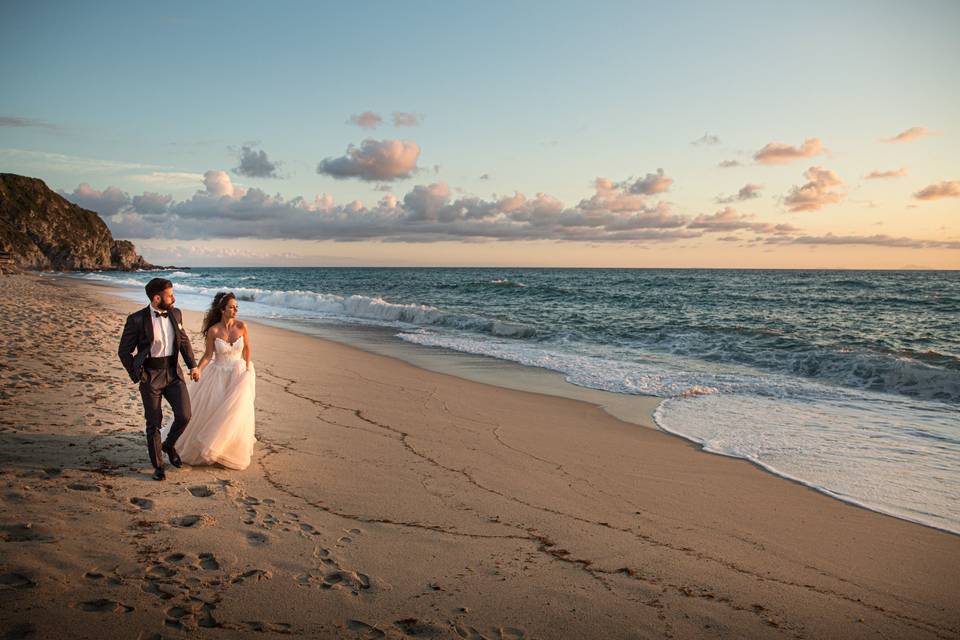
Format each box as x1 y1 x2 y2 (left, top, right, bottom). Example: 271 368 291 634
118 278 201 480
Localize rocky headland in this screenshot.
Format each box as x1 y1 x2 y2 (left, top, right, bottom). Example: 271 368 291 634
0 173 172 272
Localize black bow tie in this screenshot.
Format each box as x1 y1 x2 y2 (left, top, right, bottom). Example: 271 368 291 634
154 310 168 318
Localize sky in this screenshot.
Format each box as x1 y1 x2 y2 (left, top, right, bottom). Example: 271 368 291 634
2 0 958 268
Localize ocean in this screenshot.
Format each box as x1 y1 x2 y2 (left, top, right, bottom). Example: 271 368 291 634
73 267 960 534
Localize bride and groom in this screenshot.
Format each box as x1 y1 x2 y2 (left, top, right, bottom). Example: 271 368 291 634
118 278 256 480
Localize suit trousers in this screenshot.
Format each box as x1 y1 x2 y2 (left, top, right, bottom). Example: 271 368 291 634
139 366 192 468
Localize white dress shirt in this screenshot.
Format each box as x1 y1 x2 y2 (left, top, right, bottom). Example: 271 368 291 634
148 305 175 357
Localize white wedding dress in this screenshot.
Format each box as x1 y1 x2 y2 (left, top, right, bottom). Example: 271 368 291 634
170 336 256 470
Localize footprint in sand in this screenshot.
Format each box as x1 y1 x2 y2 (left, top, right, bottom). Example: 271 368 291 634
346 620 385 639
164 553 187 564
170 514 209 528
142 581 177 600
246 531 269 545
188 485 214 498
198 553 220 571
1 523 56 543
145 564 177 580
67 482 100 492
323 570 371 595
0 572 36 590
394 618 448 637
75 599 134 614
231 568 271 584
129 497 154 510
238 622 291 633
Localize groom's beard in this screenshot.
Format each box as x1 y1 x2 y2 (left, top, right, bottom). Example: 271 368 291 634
158 298 175 311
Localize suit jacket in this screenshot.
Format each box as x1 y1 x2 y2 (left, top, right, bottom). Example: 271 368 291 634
118 306 197 384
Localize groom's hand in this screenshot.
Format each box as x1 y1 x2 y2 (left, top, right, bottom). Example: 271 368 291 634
190 368 201 382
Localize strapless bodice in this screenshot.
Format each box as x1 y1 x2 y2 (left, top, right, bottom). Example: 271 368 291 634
213 336 244 363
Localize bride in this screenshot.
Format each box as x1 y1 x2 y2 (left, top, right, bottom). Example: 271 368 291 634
172 292 256 470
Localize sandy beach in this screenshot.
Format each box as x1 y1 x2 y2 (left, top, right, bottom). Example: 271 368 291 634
0 272 957 639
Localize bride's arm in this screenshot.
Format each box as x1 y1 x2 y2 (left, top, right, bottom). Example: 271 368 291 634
240 322 252 370
198 330 216 372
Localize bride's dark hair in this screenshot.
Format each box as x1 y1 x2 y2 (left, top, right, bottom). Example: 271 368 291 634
202 292 237 337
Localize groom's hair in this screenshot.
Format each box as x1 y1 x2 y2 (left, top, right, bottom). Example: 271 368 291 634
145 278 173 300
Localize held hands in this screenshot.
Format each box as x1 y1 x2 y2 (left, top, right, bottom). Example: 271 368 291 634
190 368 201 382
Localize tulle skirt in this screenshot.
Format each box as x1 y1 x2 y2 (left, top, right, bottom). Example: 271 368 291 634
168 359 256 470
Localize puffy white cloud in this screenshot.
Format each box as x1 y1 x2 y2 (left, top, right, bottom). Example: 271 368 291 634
754 138 825 165
202 170 241 198
783 166 845 212
131 192 173 215
914 180 960 201
317 139 421 181
78 168 694 244
688 207 799 234
624 169 673 195
59 183 131 215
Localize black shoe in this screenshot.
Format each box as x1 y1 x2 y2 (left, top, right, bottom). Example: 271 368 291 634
162 442 182 468
152 467 166 481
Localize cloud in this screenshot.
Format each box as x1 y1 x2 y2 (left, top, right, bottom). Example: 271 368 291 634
883 127 939 143
79 171 695 244
348 111 383 129
127 171 205 187
202 170 242 198
688 207 799 235
692 133 720 146
754 138 825 165
0 148 162 173
131 192 173 215
623 169 673 195
392 112 422 127
0 116 57 130
914 180 960 201
717 159 741 168
134 243 366 267
716 183 764 204
865 168 908 180
59 183 131 215
68 171 955 252
479 173 491 181
234 145 281 178
317 139 421 181
766 233 960 250
783 166 845 212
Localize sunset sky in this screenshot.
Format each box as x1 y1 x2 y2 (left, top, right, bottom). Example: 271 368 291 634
2 1 958 268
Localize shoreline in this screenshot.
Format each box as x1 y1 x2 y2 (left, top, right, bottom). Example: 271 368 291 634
70 272 959 537
2 273 957 638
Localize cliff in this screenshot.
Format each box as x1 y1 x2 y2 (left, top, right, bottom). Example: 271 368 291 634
0 173 159 272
